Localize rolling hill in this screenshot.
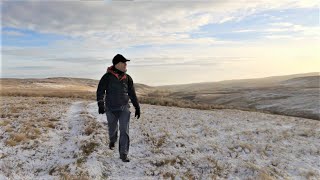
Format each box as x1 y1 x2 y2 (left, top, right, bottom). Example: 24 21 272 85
1 72 319 119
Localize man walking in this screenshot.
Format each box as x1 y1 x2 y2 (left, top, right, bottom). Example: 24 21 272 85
97 54 140 162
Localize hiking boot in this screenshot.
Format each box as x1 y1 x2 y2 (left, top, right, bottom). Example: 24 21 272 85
109 142 115 150
120 154 130 162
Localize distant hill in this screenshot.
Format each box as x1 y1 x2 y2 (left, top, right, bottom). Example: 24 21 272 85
157 72 319 92
0 77 154 95
1 72 319 119
152 72 319 120
280 76 320 87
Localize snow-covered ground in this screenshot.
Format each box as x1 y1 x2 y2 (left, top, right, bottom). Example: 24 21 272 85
0 97 319 179
33 83 70 89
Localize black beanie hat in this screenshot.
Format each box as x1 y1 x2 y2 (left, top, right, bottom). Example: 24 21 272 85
112 54 130 65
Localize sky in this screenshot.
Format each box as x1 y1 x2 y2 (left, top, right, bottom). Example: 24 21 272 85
1 0 319 86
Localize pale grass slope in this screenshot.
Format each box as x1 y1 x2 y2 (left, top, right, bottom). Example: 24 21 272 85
0 97 319 179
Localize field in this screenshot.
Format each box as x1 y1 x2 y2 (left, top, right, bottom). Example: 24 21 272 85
1 96 319 179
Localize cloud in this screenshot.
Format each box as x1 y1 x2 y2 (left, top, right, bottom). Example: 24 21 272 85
265 35 294 39
2 0 319 83
218 16 236 24
3 0 318 48
2 30 25 36
231 21 319 40
269 22 294 27
127 56 254 67
8 66 54 70
3 2 319 56
264 22 320 39
233 29 257 33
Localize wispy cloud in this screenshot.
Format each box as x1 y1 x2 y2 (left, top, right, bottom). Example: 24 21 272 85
9 66 54 70
232 29 257 33
265 35 294 39
269 22 294 27
218 16 236 24
2 30 25 36
264 22 320 39
231 21 319 40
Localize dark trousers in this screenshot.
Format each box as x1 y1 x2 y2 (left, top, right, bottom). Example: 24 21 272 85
106 107 131 155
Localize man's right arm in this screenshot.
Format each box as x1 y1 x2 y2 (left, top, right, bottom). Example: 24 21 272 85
96 73 108 103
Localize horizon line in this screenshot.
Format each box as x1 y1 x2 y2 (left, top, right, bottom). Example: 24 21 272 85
1 71 318 87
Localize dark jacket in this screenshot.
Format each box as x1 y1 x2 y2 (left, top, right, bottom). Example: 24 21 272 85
97 66 140 111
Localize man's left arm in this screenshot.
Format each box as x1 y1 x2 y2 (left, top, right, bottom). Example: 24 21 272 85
127 75 140 119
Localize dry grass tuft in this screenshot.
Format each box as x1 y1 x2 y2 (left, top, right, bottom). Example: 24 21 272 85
28 128 42 139
46 122 56 129
162 172 175 180
155 135 167 148
49 118 59 122
5 126 14 133
139 96 226 110
38 100 48 104
5 139 17 146
281 130 292 139
10 107 20 114
239 143 253 153
82 116 99 136
81 142 99 156
228 143 253 155
152 156 184 167
0 120 11 126
298 129 316 138
60 173 90 180
184 170 196 180
34 128 41 134
76 157 86 166
11 133 28 142
1 88 95 100
300 170 319 180
49 164 90 180
258 170 275 180
84 127 94 136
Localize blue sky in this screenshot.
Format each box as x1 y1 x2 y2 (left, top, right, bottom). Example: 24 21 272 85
1 1 319 85
2 27 70 47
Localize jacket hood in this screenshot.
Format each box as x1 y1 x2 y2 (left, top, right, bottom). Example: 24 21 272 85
107 66 127 81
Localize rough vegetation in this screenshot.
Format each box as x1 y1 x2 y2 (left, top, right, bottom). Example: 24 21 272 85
1 97 319 179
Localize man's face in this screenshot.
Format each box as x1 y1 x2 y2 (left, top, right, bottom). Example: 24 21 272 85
115 61 127 72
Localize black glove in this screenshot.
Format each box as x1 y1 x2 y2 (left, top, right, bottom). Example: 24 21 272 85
98 101 105 114
135 108 140 119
